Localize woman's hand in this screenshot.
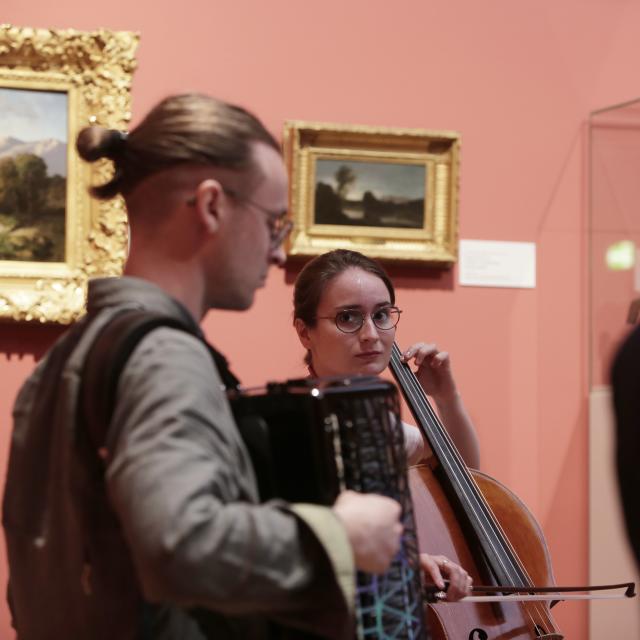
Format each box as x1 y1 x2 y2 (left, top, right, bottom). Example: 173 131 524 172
420 553 472 602
401 341 481 469
402 342 458 404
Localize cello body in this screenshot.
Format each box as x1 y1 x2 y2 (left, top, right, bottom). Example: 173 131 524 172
389 342 562 639
409 464 561 639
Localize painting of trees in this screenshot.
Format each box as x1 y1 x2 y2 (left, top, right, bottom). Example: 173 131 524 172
0 153 65 261
314 159 425 228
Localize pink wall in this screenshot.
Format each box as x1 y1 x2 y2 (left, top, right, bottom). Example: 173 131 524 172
4 1 640 636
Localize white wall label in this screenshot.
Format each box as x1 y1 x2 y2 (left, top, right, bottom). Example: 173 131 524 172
458 239 536 288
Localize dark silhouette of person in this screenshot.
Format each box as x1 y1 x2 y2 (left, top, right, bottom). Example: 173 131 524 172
611 324 640 570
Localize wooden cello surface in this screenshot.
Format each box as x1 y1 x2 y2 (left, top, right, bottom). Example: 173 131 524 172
410 464 561 639
389 343 563 639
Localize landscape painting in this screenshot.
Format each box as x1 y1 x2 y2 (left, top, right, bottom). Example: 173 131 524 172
284 120 460 265
314 159 426 229
0 87 67 262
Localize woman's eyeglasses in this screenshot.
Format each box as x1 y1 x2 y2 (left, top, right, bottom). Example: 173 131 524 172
315 306 402 334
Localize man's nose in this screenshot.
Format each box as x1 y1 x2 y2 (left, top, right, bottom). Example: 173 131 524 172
269 243 286 267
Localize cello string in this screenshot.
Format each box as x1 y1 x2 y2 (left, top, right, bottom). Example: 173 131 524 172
391 342 537 582
390 345 521 576
390 343 553 628
391 345 513 535
390 345 549 627
390 343 552 627
390 343 542 587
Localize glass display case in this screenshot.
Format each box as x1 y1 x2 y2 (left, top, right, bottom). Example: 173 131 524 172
588 97 640 639
589 98 640 387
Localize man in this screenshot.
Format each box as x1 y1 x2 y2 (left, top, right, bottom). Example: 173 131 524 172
611 325 640 570
2 94 404 639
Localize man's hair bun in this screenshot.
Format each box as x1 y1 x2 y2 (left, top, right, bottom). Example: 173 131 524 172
76 126 127 162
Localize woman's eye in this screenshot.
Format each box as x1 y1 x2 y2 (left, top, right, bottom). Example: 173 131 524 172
373 308 390 322
337 311 358 324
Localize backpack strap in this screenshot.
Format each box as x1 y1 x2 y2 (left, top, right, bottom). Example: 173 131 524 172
76 309 243 639
81 308 240 458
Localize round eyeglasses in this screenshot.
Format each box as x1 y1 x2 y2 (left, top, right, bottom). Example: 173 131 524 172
186 185 293 249
222 186 293 249
316 306 402 334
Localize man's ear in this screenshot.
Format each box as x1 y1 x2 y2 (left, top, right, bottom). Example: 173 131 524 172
193 179 224 234
294 318 312 350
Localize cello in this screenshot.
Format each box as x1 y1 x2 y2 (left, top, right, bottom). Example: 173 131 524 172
389 342 564 639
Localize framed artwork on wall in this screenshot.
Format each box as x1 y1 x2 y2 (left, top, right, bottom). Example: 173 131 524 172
0 25 138 323
283 120 460 266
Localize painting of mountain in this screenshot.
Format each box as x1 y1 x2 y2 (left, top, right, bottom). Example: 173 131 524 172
0 136 67 177
0 87 68 262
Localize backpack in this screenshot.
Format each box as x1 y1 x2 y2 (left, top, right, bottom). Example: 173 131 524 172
81 308 239 455
78 308 249 639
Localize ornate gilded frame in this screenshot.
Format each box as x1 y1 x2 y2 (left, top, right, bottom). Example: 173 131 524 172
0 25 138 323
283 121 460 265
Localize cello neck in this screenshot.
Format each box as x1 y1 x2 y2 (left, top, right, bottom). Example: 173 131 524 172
389 341 531 588
389 342 467 476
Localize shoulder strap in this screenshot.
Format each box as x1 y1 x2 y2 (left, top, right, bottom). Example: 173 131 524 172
81 308 240 457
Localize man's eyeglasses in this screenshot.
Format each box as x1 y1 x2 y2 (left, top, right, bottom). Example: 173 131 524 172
187 185 293 249
315 306 402 334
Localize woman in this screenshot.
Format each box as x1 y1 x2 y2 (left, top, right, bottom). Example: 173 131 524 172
292 248 479 597
293 248 480 469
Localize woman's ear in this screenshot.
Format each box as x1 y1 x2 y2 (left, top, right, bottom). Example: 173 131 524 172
193 179 223 234
294 318 312 350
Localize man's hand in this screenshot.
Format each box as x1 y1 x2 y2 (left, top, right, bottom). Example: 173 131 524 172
333 490 402 574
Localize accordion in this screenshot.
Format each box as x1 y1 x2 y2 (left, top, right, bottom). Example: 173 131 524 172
231 376 428 640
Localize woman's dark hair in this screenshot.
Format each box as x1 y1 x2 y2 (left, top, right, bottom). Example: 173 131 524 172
76 93 279 199
294 249 395 325
293 250 395 366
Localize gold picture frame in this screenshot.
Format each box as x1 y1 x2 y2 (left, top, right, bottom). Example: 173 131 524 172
283 120 460 266
0 25 138 323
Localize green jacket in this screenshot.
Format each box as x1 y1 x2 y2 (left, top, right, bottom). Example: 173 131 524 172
3 277 354 639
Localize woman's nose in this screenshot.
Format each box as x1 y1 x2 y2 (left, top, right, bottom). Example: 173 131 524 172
359 316 379 340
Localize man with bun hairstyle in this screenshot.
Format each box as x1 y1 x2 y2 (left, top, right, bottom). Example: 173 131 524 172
2 94 405 639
